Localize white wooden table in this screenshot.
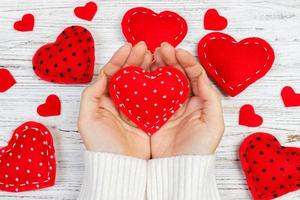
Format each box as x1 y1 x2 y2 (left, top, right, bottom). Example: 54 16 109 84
0 0 299 199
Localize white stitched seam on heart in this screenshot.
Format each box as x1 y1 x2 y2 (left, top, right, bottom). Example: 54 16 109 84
0 125 54 192
201 36 272 91
112 69 184 135
126 10 185 42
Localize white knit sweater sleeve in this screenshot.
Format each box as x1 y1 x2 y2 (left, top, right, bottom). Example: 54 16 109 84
77 151 147 200
147 155 220 200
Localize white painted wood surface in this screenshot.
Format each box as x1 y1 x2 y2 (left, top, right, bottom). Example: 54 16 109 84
0 0 299 199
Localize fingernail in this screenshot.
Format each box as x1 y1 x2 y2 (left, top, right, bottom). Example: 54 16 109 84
125 42 132 47
98 70 105 79
161 42 169 46
137 41 146 46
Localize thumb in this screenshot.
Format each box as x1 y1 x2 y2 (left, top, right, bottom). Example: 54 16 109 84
79 71 107 118
197 73 224 131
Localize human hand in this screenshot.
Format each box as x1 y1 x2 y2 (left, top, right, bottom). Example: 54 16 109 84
150 42 225 158
78 41 152 159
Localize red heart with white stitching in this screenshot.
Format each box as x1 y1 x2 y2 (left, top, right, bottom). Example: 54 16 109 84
32 26 95 84
198 32 275 97
121 7 188 52
240 132 300 200
0 121 56 192
109 66 189 135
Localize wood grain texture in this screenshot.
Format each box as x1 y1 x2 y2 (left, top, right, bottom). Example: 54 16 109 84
0 0 299 199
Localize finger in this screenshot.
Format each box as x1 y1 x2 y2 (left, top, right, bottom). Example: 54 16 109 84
79 71 107 118
102 43 132 78
151 47 166 71
197 73 224 131
159 42 183 72
176 48 204 96
125 41 147 67
140 50 153 70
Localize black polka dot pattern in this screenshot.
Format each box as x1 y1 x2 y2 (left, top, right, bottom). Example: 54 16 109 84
32 26 95 84
239 132 300 200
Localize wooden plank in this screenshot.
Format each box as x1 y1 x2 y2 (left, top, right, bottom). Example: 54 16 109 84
0 0 299 199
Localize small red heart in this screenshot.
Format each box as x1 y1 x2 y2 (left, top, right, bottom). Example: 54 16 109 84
204 8 228 31
74 1 98 21
240 132 300 200
32 26 95 84
0 68 16 92
239 104 263 127
14 14 34 32
109 66 189 135
37 95 61 117
0 121 56 192
121 7 188 52
281 86 300 107
198 32 275 97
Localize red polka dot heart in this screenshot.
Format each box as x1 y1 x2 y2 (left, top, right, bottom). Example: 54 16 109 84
109 66 190 135
0 121 56 192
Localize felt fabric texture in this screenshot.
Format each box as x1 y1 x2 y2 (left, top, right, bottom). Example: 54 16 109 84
109 66 189 135
37 94 61 117
14 14 34 32
121 7 188 53
198 32 275 97
281 86 300 107
74 1 97 21
240 132 300 200
0 68 16 92
204 9 227 31
0 121 56 192
32 26 95 84
239 104 263 127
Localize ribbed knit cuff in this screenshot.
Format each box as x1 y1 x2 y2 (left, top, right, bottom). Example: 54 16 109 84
147 155 220 200
78 151 147 200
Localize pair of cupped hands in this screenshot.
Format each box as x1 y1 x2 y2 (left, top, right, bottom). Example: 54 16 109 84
78 41 224 159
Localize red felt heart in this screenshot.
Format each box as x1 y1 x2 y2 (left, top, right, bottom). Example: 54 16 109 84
0 68 16 92
198 32 275 97
14 14 34 32
74 1 98 21
204 9 228 31
240 132 300 200
0 121 56 192
37 95 61 117
109 66 189 135
239 104 263 127
32 26 95 84
281 86 300 107
121 7 188 52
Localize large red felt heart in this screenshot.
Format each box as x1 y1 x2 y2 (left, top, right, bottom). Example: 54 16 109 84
204 9 228 31
14 14 34 32
239 104 263 127
121 7 188 52
198 32 275 97
37 95 61 117
0 121 56 192
281 86 300 107
32 26 95 84
109 66 189 135
0 68 16 93
240 133 300 200
74 1 98 21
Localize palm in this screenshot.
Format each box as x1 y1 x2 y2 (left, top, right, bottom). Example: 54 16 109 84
151 96 217 157
78 42 152 159
150 43 224 158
